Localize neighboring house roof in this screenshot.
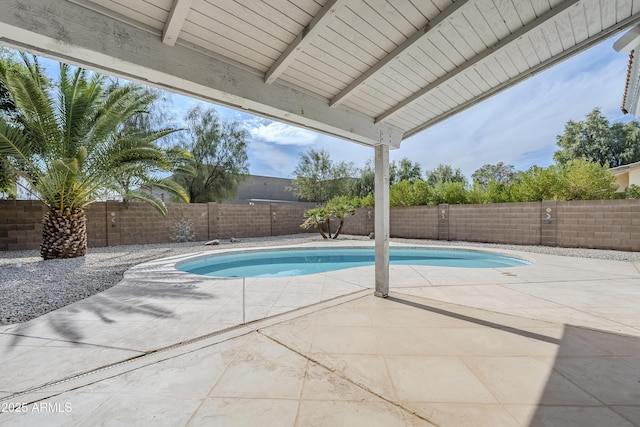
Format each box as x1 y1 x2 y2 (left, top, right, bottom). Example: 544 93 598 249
233 175 303 204
610 160 640 175
610 160 640 192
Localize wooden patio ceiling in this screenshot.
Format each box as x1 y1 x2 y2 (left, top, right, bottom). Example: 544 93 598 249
1 0 639 148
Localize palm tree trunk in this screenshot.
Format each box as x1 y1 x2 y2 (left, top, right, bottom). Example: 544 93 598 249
332 218 345 239
315 225 328 239
40 208 87 259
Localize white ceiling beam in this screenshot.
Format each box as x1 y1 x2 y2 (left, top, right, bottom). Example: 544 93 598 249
0 0 403 148
162 0 194 46
404 11 640 139
614 24 640 52
265 0 343 85
376 0 579 124
330 0 470 108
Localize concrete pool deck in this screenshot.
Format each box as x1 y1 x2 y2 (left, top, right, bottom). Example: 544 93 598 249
0 240 639 426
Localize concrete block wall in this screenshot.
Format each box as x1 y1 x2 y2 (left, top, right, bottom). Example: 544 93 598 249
3 199 640 252
93 201 209 246
271 203 316 236
340 208 374 236
210 204 271 239
448 202 541 245
555 200 640 251
85 203 107 248
0 200 45 251
389 206 438 239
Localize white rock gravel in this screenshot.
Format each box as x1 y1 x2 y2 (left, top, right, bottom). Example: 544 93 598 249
1 234 639 325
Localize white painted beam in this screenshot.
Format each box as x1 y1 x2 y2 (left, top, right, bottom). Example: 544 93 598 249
614 25 640 52
162 0 194 47
330 0 470 108
374 144 389 298
0 0 403 148
375 0 579 124
265 0 343 85
405 11 640 138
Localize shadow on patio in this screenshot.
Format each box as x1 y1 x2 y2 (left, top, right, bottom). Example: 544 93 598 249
381 296 640 426
4 267 217 347
529 324 640 426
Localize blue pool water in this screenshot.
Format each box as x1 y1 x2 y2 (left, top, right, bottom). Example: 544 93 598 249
177 247 530 278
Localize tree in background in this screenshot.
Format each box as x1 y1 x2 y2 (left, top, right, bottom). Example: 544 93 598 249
511 160 616 202
554 108 640 167
390 157 422 185
0 49 28 199
289 148 355 202
425 164 466 186
472 162 518 188
0 55 186 258
431 182 468 205
351 157 422 198
511 165 562 202
0 158 16 199
0 49 23 125
351 159 375 198
389 179 432 207
173 106 248 203
468 162 519 204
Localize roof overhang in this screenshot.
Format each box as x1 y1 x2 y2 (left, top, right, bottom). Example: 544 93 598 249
0 0 403 148
1 0 639 148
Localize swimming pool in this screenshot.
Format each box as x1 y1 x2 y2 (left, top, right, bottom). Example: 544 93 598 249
177 247 530 278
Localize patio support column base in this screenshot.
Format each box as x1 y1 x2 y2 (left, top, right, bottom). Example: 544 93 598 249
374 143 389 298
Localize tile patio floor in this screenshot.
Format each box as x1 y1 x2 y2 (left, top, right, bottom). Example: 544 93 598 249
0 241 639 426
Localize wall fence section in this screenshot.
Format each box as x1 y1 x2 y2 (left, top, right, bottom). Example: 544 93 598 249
1 200 639 252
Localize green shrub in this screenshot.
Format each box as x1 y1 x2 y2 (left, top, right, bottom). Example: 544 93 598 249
624 184 640 199
559 159 617 200
431 182 467 205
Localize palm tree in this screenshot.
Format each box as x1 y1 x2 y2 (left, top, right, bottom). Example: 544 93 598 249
326 197 356 239
300 206 329 239
300 198 356 240
0 54 188 259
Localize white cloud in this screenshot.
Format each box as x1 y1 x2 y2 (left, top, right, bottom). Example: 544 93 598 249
247 140 300 177
248 120 318 146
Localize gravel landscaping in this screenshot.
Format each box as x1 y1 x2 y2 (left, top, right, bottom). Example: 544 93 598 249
2 234 640 325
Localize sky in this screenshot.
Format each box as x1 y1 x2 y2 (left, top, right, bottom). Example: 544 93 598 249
34 33 632 181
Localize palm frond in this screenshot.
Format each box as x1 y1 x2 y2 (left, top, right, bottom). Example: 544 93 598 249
0 118 34 159
145 176 190 203
59 65 96 157
3 56 60 156
121 190 168 216
0 118 41 183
